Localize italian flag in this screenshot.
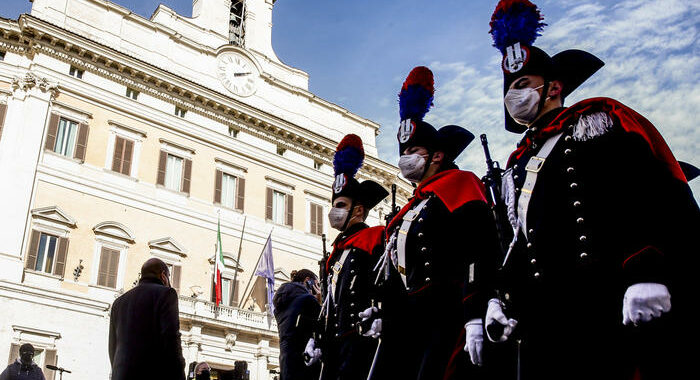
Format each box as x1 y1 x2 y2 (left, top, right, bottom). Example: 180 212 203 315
214 217 225 306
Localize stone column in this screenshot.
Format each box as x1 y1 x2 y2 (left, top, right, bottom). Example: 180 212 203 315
253 338 270 380
0 71 58 282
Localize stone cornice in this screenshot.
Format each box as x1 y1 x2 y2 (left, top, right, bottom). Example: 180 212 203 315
1 15 412 201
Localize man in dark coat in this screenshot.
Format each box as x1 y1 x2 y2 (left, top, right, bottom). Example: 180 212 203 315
0 344 46 380
372 67 502 380
304 134 389 380
273 269 321 380
109 258 185 380
485 1 699 379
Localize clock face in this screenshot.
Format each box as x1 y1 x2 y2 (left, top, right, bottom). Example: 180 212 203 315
217 52 259 97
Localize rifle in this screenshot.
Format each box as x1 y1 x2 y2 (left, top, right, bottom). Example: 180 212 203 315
304 234 329 372
480 134 509 251
384 184 400 226
480 134 513 339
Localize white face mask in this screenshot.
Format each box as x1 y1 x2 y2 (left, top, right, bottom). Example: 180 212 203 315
504 85 544 125
328 207 350 230
398 153 427 183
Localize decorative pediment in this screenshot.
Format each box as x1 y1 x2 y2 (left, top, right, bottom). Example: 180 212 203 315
93 221 135 243
148 237 187 257
208 252 243 272
31 206 77 228
274 268 290 282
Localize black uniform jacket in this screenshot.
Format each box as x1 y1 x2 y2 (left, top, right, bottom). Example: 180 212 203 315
273 282 321 380
383 169 502 380
501 97 699 379
324 223 384 340
109 277 185 380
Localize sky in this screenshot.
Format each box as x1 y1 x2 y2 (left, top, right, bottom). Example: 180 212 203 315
1 0 698 196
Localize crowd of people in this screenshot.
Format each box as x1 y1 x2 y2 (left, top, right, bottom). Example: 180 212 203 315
6 1 694 380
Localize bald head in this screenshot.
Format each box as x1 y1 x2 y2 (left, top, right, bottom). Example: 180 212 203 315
141 258 169 286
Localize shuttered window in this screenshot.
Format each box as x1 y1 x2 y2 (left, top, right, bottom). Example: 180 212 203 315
0 103 7 142
215 170 245 211
266 188 293 227
111 136 134 175
309 203 324 236
157 151 192 194
171 265 181 295
211 275 239 307
25 231 68 278
44 114 88 162
97 247 120 288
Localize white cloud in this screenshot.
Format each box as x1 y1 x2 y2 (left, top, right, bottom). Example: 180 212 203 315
376 0 699 198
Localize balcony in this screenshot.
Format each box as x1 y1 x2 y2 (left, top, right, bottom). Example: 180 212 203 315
178 296 278 337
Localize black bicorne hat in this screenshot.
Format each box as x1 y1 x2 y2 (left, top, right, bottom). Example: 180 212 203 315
397 67 475 161
491 0 604 133
332 134 389 209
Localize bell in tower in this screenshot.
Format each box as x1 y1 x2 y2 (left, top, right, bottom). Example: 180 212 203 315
229 0 246 47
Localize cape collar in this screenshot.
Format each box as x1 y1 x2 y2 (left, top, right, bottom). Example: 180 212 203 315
508 97 686 183
386 169 487 233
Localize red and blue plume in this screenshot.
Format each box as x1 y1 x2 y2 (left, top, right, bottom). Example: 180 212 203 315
489 0 546 54
399 66 434 121
334 134 364 176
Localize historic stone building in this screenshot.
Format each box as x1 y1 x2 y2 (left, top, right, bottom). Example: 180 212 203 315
0 1 409 378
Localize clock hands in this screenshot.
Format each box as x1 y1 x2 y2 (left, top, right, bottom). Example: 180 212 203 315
233 72 253 77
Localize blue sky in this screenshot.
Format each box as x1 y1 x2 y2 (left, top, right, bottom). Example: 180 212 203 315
2 0 698 195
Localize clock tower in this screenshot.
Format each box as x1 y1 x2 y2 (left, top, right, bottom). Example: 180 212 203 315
191 0 277 61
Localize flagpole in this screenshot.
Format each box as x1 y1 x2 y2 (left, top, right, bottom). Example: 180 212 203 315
240 228 274 309
232 215 247 307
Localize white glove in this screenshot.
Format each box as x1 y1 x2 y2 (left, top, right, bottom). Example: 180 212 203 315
622 283 671 326
464 319 484 366
485 298 518 343
304 338 322 366
358 306 382 338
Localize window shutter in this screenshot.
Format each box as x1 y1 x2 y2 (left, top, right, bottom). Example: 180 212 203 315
45 113 59 151
214 170 222 204
286 194 294 227
232 279 240 307
157 151 167 186
44 349 57 380
112 136 124 172
97 247 109 286
172 265 181 294
107 248 120 288
9 344 20 363
0 103 7 141
182 158 192 194
53 237 69 278
235 177 245 211
310 204 317 235
121 139 133 175
25 230 40 270
316 204 324 235
265 188 273 220
74 122 89 162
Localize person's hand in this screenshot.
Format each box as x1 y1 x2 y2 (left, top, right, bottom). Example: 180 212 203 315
622 283 671 326
358 306 382 338
312 282 322 303
304 338 321 366
485 298 518 342
464 319 484 366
